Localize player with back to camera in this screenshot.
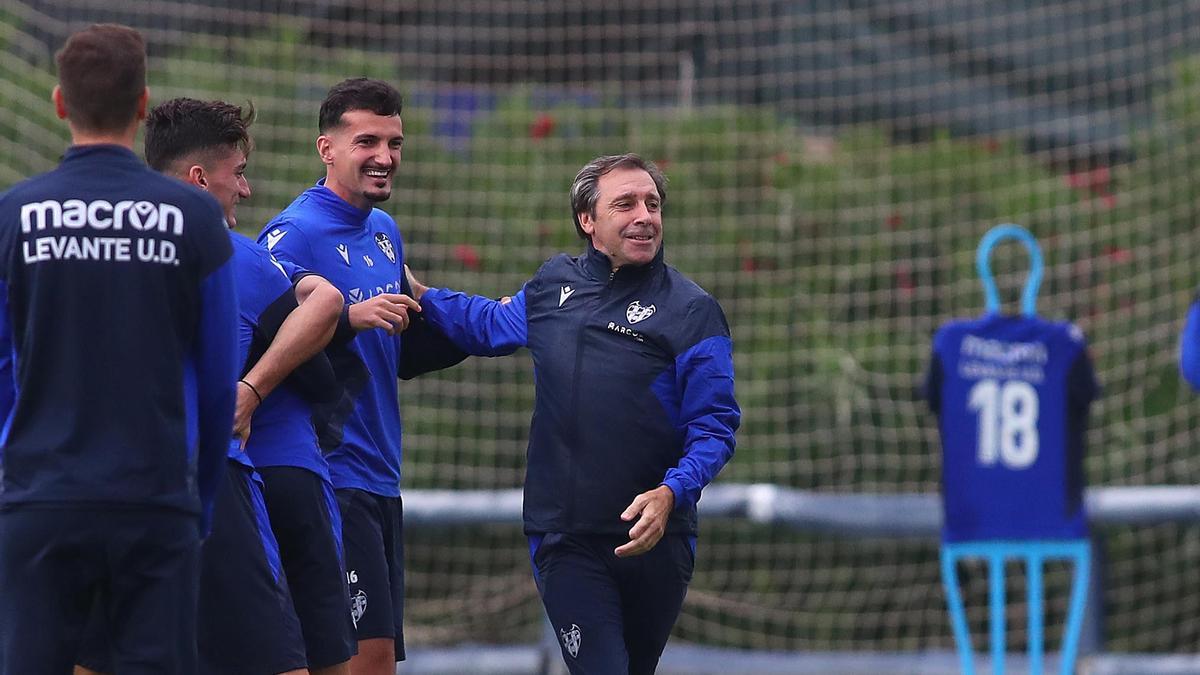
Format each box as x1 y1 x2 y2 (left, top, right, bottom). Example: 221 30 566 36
0 24 238 675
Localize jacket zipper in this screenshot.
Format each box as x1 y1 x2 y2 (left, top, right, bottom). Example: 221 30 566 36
564 265 618 528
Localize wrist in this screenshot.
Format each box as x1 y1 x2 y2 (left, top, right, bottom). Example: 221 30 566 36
238 379 263 405
346 302 365 331
656 483 677 510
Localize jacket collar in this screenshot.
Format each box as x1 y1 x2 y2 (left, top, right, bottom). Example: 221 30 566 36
61 144 141 166
582 241 665 283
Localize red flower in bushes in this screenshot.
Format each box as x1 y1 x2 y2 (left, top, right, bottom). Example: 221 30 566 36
529 113 556 140
1105 245 1132 264
453 243 481 270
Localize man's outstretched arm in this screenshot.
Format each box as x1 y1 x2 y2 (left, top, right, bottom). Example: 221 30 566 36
405 265 528 356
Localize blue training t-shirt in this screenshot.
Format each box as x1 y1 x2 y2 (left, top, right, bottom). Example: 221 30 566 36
258 181 408 496
228 232 330 481
925 314 1099 543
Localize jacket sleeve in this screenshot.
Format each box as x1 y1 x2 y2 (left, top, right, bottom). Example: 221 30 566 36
193 256 240 535
660 297 740 511
419 286 529 356
396 265 469 379
1180 297 1200 391
0 280 13 430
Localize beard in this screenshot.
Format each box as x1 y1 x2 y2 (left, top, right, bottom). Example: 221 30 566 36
364 186 392 203
362 177 393 203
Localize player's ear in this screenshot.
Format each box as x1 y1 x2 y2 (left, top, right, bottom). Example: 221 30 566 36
316 135 334 165
186 164 208 189
577 211 596 237
51 86 68 120
133 87 150 121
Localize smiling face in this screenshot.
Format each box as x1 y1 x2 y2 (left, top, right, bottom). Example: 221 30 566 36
177 146 250 228
198 147 251 227
577 166 663 269
318 109 404 210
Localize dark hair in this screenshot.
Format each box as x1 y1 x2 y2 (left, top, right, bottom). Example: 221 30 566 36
569 154 667 239
144 98 255 172
318 78 403 133
55 24 146 133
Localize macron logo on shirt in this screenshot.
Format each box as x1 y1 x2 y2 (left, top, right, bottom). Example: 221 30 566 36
21 199 184 235
265 229 287 250
558 285 575 307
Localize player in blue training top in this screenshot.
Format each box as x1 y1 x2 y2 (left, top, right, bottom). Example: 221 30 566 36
142 98 350 675
0 25 238 675
924 312 1099 543
151 97 357 675
1178 294 1200 391
259 78 464 674
405 154 741 675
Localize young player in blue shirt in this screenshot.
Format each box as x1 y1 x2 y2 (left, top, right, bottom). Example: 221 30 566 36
143 98 352 675
0 25 238 674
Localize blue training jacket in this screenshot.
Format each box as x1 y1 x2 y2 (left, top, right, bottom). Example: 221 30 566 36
0 145 239 532
421 243 740 536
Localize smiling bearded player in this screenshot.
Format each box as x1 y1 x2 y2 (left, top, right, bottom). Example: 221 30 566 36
258 77 464 675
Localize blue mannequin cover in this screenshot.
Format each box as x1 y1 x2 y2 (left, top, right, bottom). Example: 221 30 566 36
925 313 1098 542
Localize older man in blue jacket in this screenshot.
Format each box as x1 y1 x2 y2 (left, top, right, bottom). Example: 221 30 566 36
407 153 740 675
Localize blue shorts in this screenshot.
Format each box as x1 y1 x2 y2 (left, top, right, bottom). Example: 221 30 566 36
336 489 405 661
530 533 695 675
196 461 307 674
258 465 356 668
0 507 200 675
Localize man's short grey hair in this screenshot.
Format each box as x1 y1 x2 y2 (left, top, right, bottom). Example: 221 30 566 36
569 153 667 239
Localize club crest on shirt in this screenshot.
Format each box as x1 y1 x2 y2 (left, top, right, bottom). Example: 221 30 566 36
626 300 656 324
375 232 397 263
559 623 581 658
350 589 368 627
